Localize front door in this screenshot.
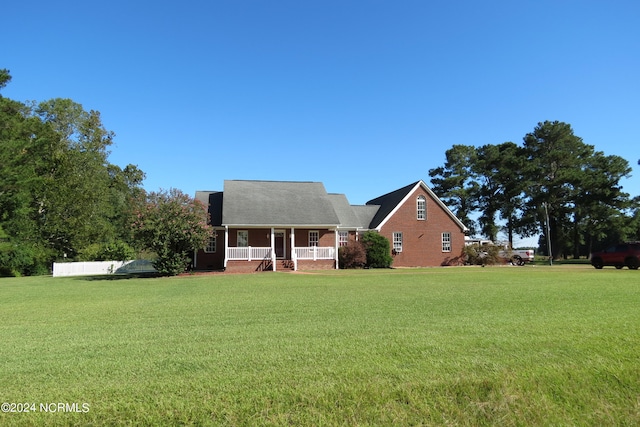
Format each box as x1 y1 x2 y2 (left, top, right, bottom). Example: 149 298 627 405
274 231 285 258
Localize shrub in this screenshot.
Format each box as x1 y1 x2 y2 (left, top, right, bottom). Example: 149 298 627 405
338 240 367 269
0 242 51 276
361 231 393 268
132 189 212 276
77 241 136 262
463 243 502 266
76 243 102 262
152 248 191 276
100 241 136 261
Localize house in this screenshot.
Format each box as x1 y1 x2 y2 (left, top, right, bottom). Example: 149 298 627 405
194 180 468 272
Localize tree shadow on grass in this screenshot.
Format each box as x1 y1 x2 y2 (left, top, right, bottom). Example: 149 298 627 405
73 272 161 281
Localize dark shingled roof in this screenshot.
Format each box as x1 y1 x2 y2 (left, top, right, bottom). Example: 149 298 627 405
197 179 466 232
365 181 420 229
327 193 366 228
351 205 381 229
195 191 223 226
221 180 341 226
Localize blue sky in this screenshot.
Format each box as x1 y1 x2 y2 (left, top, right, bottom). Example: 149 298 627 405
3 1 639 244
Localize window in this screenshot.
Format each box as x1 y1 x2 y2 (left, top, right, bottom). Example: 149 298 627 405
417 196 426 220
309 231 319 246
442 232 451 252
339 231 349 247
393 232 403 252
237 230 248 247
205 234 216 253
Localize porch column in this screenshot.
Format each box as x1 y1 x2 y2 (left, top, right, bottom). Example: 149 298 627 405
223 226 229 268
334 228 339 269
290 227 297 271
271 227 276 272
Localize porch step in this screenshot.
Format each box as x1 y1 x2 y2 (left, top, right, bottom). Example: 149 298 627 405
280 260 294 270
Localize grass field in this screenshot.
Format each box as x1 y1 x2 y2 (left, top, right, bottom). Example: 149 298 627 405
1 266 639 426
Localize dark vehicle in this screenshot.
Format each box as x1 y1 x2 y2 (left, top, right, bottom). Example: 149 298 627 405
590 242 640 270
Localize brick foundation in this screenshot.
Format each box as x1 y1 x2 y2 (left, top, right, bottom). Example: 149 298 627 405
296 259 336 270
225 260 273 273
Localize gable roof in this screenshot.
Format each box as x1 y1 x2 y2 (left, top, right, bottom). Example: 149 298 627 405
327 193 367 229
197 179 466 232
195 191 223 226
366 180 468 232
221 180 341 227
366 181 420 230
351 205 381 229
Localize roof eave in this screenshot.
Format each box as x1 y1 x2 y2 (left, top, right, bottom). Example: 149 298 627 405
222 223 341 228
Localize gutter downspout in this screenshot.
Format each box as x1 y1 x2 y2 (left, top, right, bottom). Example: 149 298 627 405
271 227 276 271
334 227 339 269
223 226 229 268
193 249 197 271
291 227 297 271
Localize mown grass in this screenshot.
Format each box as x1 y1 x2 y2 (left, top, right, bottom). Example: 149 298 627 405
1 266 639 426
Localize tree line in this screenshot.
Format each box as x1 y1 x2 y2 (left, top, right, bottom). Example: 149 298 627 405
0 70 210 276
3 68 638 273
428 121 640 259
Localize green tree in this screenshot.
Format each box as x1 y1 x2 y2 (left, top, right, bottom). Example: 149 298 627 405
0 71 146 274
133 188 213 276
428 145 480 236
0 78 57 273
473 142 526 245
0 69 11 90
522 121 631 259
628 198 640 241
24 98 147 259
429 121 634 258
106 163 146 245
575 152 633 255
360 231 393 268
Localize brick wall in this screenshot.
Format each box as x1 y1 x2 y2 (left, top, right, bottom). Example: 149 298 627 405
195 250 224 270
378 186 466 267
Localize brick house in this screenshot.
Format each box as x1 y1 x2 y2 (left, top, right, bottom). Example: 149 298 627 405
194 180 468 272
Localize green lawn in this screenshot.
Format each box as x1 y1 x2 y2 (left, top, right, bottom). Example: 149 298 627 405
1 266 639 426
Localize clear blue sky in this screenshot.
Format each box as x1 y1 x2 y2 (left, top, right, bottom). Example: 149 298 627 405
3 1 639 243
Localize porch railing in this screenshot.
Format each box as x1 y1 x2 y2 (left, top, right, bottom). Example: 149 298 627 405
294 246 335 260
226 247 272 261
225 246 335 272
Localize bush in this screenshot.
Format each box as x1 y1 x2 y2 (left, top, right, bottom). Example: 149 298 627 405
463 243 502 266
0 242 51 276
76 243 102 261
361 231 393 268
102 241 136 261
77 241 136 262
132 189 212 276
152 248 191 276
338 240 367 269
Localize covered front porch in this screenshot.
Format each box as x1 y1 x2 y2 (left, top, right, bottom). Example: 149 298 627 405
223 227 338 271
